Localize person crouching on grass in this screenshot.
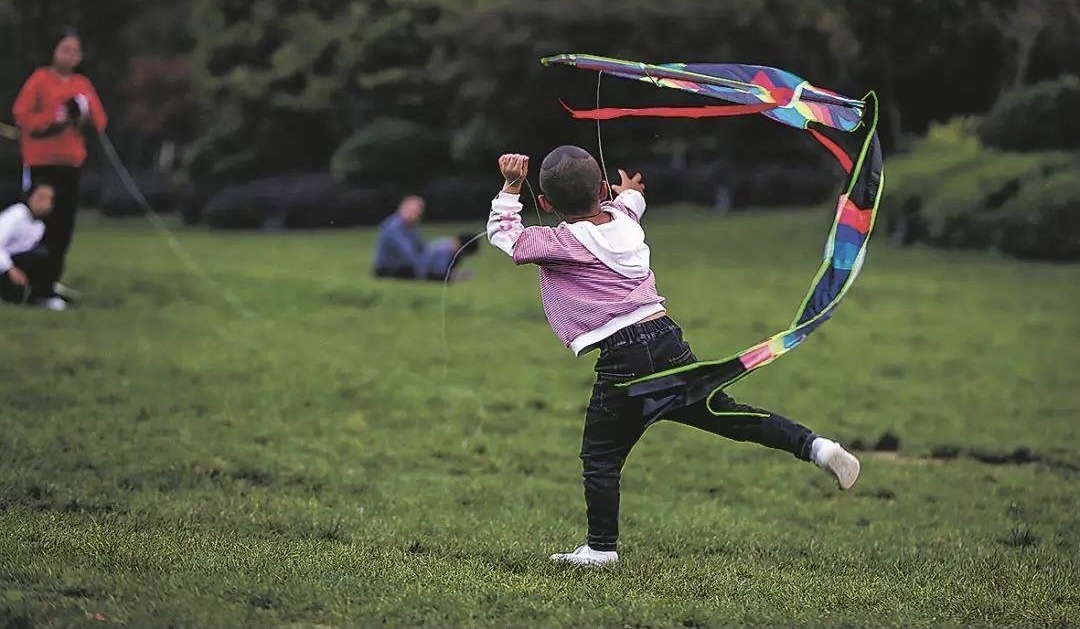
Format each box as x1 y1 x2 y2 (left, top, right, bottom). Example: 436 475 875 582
487 147 860 567
0 183 65 310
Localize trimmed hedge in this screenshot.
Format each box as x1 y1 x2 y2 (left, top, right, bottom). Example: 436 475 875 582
97 170 182 217
200 160 845 229
588 162 838 209
203 174 401 229
203 182 277 229
420 176 495 223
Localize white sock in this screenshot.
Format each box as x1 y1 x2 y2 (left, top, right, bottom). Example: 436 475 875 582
810 437 835 467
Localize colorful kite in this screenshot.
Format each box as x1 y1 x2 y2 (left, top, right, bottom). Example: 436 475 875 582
541 54 885 417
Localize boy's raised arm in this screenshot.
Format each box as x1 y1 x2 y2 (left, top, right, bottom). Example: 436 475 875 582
487 154 529 257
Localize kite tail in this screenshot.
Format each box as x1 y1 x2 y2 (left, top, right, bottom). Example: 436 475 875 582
623 93 884 416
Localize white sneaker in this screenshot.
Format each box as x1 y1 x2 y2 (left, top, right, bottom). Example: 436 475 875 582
38 296 67 311
53 282 80 302
550 544 619 567
811 438 860 490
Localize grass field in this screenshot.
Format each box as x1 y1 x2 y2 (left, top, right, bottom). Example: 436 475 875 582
2 207 1078 628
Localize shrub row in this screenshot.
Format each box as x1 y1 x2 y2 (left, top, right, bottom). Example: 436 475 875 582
883 146 1080 260
199 164 840 229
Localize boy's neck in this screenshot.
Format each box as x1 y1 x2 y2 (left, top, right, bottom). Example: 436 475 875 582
568 205 610 225
583 212 612 225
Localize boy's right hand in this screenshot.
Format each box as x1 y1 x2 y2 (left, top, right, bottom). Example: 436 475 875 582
612 168 645 195
499 153 529 194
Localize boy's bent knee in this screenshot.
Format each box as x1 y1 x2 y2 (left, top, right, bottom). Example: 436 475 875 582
581 454 623 482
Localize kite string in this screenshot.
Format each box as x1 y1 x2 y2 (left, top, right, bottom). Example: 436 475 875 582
441 230 487 379
506 164 543 225
596 72 613 201
440 176 541 380
524 178 541 226
96 132 259 321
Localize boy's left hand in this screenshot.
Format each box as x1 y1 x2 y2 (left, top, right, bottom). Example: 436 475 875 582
612 168 645 195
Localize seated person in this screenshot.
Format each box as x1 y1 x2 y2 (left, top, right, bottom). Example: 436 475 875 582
418 232 480 281
373 195 425 278
0 183 65 310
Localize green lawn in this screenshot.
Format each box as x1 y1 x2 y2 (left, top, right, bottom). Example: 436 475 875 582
2 208 1078 628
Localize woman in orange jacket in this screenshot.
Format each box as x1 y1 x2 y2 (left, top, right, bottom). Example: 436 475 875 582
12 28 107 301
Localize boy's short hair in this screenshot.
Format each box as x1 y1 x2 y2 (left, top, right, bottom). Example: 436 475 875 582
539 145 602 216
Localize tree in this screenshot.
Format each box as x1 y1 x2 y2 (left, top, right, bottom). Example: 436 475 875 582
440 0 861 172
185 0 359 188
330 0 463 185
176 0 1080 201
980 0 1080 90
121 55 200 169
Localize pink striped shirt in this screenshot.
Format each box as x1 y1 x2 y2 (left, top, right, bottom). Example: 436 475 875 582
488 189 666 354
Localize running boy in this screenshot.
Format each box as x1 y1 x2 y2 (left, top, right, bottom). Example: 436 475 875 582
487 146 860 567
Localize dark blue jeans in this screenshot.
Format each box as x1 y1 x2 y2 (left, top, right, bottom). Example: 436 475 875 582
582 316 816 551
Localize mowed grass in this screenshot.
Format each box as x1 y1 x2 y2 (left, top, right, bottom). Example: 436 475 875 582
1 207 1078 628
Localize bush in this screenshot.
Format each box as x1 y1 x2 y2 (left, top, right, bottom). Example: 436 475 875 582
730 163 839 208
881 150 981 246
329 186 402 227
605 161 837 210
919 116 983 153
203 174 399 229
97 170 179 217
631 163 731 208
198 160 847 230
998 170 1080 260
920 151 1074 248
203 180 283 229
78 170 103 209
419 176 495 222
883 145 1080 260
276 174 338 229
330 118 445 188
178 187 208 225
979 75 1080 152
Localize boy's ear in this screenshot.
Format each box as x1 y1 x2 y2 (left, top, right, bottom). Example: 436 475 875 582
599 180 610 200
538 194 555 214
